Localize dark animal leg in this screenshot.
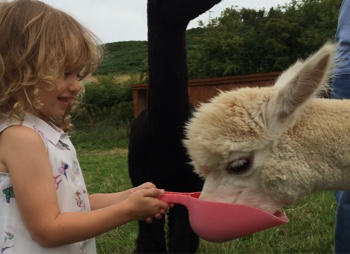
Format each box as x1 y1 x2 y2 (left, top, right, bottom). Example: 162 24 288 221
135 219 167 253
128 0 221 253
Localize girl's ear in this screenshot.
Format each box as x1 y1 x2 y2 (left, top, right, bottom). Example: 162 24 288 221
264 42 335 133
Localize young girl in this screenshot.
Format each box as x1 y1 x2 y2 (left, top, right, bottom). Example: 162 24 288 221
0 1 169 253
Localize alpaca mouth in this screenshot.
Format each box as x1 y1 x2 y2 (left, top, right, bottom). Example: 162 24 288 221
232 191 242 204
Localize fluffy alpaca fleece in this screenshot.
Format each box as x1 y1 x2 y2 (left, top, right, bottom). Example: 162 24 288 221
184 42 350 214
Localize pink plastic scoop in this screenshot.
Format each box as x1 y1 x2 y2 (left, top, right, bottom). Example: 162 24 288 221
159 192 288 242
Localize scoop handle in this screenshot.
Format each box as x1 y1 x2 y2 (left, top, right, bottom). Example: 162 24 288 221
158 192 196 206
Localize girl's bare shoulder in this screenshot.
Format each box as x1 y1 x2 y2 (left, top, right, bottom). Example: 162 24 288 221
0 125 45 173
0 124 42 144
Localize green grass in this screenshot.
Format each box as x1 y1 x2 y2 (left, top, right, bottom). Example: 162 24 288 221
76 147 337 254
78 149 137 253
71 125 130 151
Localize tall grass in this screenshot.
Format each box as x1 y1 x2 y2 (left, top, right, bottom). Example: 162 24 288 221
76 146 337 254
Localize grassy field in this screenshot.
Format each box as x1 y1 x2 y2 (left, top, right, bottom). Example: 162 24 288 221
76 147 337 254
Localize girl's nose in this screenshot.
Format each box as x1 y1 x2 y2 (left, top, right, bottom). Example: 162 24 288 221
68 76 81 93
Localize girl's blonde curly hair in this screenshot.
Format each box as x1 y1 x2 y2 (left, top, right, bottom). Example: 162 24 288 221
0 0 103 131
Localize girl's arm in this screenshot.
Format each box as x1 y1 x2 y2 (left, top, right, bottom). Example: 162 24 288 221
0 126 169 248
89 182 159 210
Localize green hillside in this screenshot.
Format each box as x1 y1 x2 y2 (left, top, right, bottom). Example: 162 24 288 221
95 27 205 76
95 41 148 75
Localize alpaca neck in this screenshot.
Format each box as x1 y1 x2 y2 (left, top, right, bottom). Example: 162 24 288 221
274 98 350 202
146 1 190 133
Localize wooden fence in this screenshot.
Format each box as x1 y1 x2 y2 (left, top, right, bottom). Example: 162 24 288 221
131 72 281 117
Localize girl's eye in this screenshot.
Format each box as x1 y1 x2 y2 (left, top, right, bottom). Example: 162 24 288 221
64 72 83 80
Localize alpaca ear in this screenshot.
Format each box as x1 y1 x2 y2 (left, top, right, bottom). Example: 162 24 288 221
264 42 336 133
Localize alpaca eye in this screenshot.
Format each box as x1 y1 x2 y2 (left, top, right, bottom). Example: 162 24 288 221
227 159 250 174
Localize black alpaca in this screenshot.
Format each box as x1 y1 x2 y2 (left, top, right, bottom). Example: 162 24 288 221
128 0 221 253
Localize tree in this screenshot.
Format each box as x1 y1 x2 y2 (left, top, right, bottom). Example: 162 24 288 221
188 0 341 78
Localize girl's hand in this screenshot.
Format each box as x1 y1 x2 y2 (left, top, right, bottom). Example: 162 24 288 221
131 182 157 192
125 187 169 222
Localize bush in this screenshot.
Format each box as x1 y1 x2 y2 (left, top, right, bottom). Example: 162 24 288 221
70 74 141 150
80 75 132 114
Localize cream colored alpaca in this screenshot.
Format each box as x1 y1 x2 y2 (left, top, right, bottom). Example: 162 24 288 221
184 42 350 214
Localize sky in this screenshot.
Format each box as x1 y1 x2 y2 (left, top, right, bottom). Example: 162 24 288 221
39 0 291 44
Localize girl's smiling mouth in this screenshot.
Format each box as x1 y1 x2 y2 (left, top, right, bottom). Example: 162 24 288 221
57 96 72 107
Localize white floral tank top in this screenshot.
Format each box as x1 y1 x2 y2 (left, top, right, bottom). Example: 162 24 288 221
0 114 96 253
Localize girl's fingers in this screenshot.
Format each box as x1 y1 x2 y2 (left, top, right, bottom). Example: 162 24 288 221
154 213 163 220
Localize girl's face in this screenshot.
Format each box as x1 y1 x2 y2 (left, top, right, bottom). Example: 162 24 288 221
35 71 81 122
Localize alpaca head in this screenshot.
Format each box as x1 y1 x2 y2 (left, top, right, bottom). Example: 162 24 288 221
183 42 336 213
